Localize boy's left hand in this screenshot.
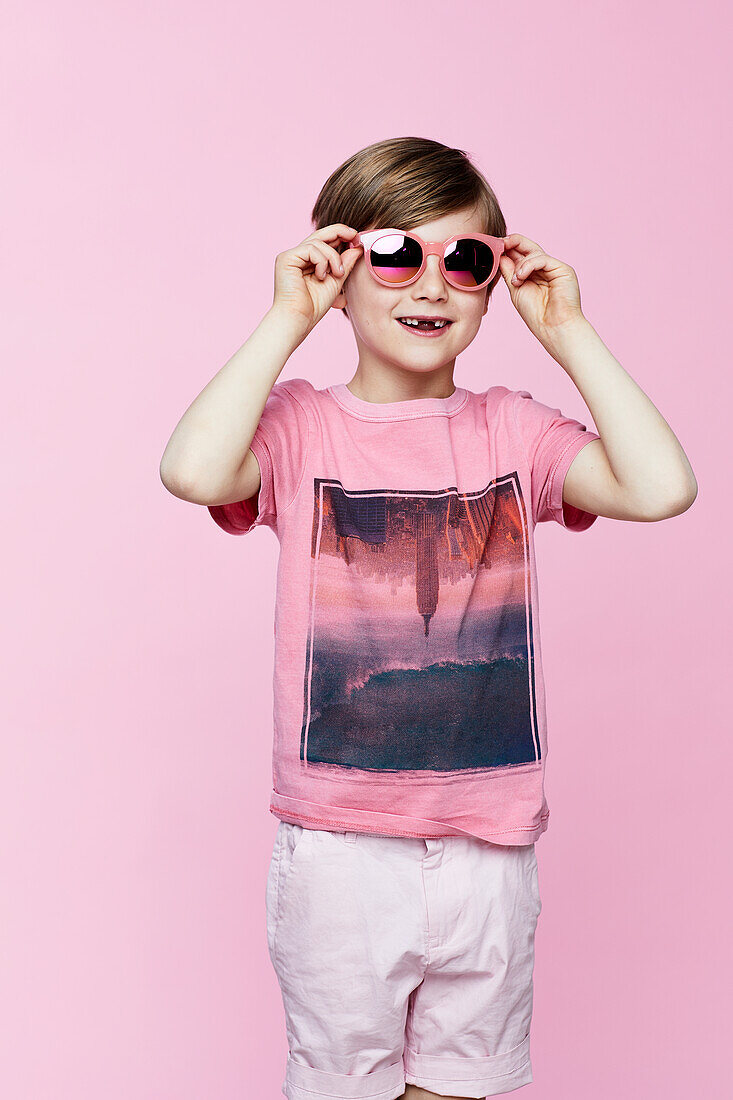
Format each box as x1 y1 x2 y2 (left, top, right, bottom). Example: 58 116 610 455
500 233 585 343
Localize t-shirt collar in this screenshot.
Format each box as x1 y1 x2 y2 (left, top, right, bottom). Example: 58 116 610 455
329 382 468 420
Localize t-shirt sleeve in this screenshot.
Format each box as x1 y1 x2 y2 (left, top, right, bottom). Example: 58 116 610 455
512 389 602 531
207 379 309 536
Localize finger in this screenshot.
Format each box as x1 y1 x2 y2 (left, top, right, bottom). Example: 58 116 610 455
503 233 543 256
498 249 534 283
310 243 336 281
289 242 335 280
505 243 542 264
512 257 542 284
499 254 521 286
305 243 331 280
316 241 360 282
305 224 360 245
315 240 351 278
341 244 362 277
511 253 553 284
302 240 342 280
316 239 364 280
336 239 364 267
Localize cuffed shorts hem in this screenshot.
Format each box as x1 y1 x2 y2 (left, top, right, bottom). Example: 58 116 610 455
404 1034 533 1097
284 1053 405 1099
282 1036 533 1099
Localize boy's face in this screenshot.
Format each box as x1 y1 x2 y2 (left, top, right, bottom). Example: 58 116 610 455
332 206 492 381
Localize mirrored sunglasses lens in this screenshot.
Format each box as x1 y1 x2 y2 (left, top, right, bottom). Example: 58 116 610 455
369 233 422 284
444 238 495 287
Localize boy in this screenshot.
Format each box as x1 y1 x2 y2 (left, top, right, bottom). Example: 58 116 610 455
160 137 697 1100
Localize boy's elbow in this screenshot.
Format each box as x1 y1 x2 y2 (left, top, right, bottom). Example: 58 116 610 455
159 458 200 502
675 475 698 513
652 479 698 520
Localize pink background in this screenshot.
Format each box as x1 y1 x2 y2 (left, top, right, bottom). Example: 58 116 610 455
2 1 728 1097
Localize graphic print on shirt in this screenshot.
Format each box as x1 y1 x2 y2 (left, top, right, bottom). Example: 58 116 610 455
301 475 539 774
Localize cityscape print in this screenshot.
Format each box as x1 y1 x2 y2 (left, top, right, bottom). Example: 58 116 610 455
301 475 540 774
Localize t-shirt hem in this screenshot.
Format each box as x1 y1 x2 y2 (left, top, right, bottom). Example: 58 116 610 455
269 793 549 846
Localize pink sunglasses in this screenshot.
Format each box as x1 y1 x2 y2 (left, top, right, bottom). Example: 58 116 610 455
348 228 505 291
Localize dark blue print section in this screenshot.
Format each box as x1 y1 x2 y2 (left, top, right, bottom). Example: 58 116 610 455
302 475 539 774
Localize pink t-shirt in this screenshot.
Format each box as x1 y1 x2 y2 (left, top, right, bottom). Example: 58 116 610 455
208 378 601 845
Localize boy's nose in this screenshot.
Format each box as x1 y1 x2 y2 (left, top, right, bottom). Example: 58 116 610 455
416 256 448 294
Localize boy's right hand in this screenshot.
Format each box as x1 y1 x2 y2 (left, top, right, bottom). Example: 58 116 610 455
271 224 363 338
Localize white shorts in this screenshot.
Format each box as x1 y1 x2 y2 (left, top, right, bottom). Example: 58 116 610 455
266 822 542 1099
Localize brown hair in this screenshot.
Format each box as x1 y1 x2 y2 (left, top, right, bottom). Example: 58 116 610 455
311 136 508 317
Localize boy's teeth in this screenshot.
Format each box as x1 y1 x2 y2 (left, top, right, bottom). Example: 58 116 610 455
399 318 448 327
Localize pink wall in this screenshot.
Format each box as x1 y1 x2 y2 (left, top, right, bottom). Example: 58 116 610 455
2 1 728 1097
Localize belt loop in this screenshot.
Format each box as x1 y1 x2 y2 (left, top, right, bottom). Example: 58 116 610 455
343 830 358 846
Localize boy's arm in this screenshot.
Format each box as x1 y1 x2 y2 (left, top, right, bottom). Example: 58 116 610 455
555 317 698 522
159 306 306 504
500 232 697 523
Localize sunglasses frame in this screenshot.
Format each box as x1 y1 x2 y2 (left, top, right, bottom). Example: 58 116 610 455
349 228 506 291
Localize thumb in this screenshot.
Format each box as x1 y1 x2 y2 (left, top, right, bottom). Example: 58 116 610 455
342 243 363 276
499 254 516 285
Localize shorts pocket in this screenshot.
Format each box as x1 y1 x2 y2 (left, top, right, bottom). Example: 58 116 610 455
516 843 542 923
528 845 542 917
265 823 309 962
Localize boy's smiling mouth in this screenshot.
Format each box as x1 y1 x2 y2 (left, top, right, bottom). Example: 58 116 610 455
397 315 453 336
